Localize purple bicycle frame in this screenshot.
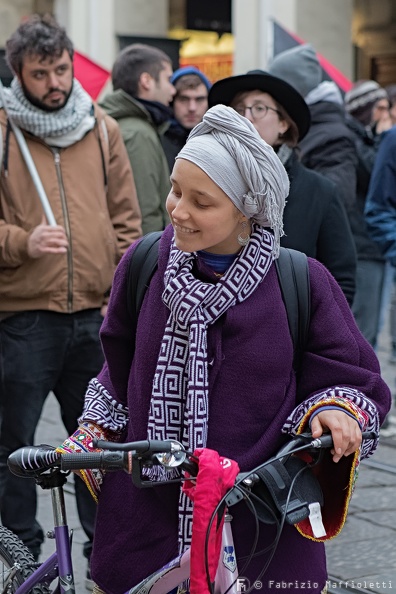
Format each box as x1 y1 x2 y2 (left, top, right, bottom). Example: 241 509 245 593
11 487 76 594
12 526 74 594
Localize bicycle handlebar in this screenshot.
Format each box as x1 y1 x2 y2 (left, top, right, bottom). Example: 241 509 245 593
93 439 184 455
61 451 130 472
7 431 378 485
7 439 196 484
287 430 377 450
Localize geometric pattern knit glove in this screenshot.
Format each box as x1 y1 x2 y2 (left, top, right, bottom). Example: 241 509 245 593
56 422 111 503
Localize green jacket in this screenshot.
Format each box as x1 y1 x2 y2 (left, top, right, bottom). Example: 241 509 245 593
100 90 170 234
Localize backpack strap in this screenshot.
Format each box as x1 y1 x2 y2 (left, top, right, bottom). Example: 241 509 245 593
127 231 162 321
275 247 310 377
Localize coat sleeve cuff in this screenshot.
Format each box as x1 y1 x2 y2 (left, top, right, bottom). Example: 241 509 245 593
56 422 118 503
288 396 362 542
1 226 30 267
79 378 129 433
283 386 380 459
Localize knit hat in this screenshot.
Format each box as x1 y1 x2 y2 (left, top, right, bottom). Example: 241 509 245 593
171 66 212 91
269 44 322 98
344 80 388 125
176 104 290 252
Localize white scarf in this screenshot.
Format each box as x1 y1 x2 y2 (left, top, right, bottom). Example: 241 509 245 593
0 78 95 145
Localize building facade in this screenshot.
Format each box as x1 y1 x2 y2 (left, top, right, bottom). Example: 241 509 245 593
1 0 396 86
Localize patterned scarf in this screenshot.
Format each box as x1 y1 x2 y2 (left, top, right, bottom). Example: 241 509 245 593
147 225 275 549
0 78 94 140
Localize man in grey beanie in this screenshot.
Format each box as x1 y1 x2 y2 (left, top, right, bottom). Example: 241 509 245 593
343 80 390 350
269 44 321 99
269 44 357 214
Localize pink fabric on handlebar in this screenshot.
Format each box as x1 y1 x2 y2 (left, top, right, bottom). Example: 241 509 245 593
183 448 240 594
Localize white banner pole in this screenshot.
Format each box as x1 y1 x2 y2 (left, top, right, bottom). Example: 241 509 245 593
0 78 57 227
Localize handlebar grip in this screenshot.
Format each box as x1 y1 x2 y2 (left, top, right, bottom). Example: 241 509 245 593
8 445 60 477
311 430 378 449
93 439 181 454
60 451 128 472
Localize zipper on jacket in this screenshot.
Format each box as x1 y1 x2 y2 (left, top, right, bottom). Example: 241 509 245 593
53 149 74 312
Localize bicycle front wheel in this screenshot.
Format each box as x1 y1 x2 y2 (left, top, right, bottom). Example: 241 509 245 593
0 526 50 594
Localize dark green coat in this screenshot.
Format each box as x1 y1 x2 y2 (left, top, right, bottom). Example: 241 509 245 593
101 90 170 234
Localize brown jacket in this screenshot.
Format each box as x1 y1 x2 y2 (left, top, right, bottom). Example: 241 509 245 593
0 105 142 313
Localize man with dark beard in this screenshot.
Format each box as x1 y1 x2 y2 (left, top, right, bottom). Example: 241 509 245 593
0 13 142 579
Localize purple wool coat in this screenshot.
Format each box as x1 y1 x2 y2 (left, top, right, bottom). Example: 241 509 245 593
89 225 390 594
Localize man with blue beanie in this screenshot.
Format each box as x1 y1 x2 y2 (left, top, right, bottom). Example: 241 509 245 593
162 65 211 170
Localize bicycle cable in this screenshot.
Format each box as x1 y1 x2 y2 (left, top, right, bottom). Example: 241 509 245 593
203 484 264 594
202 439 320 594
241 462 312 594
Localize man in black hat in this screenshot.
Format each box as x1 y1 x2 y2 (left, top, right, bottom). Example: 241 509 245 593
209 69 311 142
209 70 357 305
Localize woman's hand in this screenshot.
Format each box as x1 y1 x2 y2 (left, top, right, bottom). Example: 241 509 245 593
310 409 362 463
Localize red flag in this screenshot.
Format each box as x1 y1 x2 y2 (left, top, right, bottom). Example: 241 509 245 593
318 54 353 93
74 51 111 100
273 21 353 93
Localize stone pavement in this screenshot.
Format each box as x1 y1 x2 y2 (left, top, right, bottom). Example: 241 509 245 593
33 320 396 593
324 323 396 594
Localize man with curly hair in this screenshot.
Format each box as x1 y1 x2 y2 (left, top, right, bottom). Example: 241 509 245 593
0 13 142 570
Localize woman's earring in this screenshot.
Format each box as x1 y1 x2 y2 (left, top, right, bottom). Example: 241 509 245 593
237 221 250 246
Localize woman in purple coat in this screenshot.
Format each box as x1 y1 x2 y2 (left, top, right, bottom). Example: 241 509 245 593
62 105 390 594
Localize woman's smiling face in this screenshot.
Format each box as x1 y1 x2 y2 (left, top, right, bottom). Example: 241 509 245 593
166 158 249 254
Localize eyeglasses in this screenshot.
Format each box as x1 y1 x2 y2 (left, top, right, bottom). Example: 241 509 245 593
233 103 281 120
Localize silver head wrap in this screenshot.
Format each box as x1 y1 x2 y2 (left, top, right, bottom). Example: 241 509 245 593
175 104 290 255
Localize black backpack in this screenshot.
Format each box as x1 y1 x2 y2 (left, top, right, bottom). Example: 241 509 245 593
127 231 310 375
